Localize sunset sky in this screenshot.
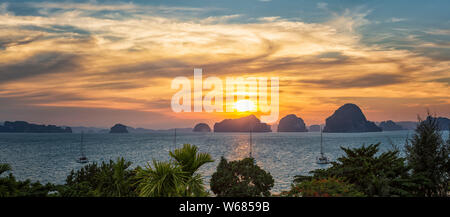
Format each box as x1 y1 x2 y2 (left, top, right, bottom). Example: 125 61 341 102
0 0 449 129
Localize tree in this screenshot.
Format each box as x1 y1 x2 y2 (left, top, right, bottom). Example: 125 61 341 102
299 143 413 197
0 163 55 197
405 115 449 197
135 160 187 197
60 158 137 197
136 144 213 197
169 144 214 176
210 157 274 197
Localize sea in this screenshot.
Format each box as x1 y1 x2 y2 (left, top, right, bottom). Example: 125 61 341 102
1 131 448 193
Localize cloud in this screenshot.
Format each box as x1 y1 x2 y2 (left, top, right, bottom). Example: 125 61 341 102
317 2 328 10
387 17 407 23
327 8 371 33
0 1 448 127
298 73 408 89
428 77 450 85
200 14 242 24
27 1 206 13
0 52 81 84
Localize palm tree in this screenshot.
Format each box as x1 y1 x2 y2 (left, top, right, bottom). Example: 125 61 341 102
136 160 187 197
136 144 213 197
111 158 133 197
169 144 214 176
96 157 135 197
169 144 214 196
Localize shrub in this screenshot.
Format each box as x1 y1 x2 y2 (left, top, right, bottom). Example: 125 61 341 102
210 157 274 197
283 177 364 197
0 163 55 197
59 158 137 197
298 143 413 197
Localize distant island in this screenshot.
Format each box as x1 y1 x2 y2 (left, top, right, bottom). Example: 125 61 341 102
308 125 321 132
214 115 271 132
0 121 72 133
379 120 404 131
109 123 129 133
323 103 382 133
277 114 308 132
193 123 211 132
396 121 418 130
2 107 448 135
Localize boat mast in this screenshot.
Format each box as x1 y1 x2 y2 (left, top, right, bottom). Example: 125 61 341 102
320 126 323 156
80 131 85 158
249 126 253 158
173 128 177 150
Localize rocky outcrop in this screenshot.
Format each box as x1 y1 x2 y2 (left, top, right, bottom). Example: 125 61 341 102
214 115 271 132
379 120 404 131
109 123 129 133
308 125 322 132
193 123 211 132
0 121 72 133
277 114 307 132
323 103 382 133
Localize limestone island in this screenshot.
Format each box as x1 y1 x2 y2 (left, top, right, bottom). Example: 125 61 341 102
109 123 129 133
277 114 308 132
214 115 271 132
0 121 72 133
193 123 211 132
323 103 382 133
379 120 404 131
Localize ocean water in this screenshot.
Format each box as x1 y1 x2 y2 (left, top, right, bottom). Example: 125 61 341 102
1 131 445 193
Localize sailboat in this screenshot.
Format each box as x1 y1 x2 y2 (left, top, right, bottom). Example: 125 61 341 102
316 126 330 164
76 131 88 164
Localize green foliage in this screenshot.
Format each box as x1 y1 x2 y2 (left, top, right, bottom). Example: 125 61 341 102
0 163 12 175
405 115 450 197
283 177 364 197
210 157 274 197
136 144 212 197
135 160 187 197
300 143 413 197
0 163 55 197
169 144 214 176
59 157 137 197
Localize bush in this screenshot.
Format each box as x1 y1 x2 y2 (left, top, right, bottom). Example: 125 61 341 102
210 157 274 197
298 143 413 197
59 158 137 197
0 163 55 197
282 177 364 197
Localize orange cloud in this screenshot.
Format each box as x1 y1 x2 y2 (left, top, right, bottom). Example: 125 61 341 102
0 2 448 128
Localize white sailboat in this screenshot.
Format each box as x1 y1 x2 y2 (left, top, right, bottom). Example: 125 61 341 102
76 131 88 164
316 126 330 164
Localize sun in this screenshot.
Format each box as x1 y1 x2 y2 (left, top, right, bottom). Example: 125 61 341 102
234 99 256 112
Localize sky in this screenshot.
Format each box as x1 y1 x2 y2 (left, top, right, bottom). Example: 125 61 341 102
0 0 449 129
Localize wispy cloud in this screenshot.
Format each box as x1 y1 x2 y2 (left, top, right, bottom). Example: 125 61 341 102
0 1 448 127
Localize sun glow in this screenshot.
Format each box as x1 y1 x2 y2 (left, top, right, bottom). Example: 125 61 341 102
234 99 256 112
